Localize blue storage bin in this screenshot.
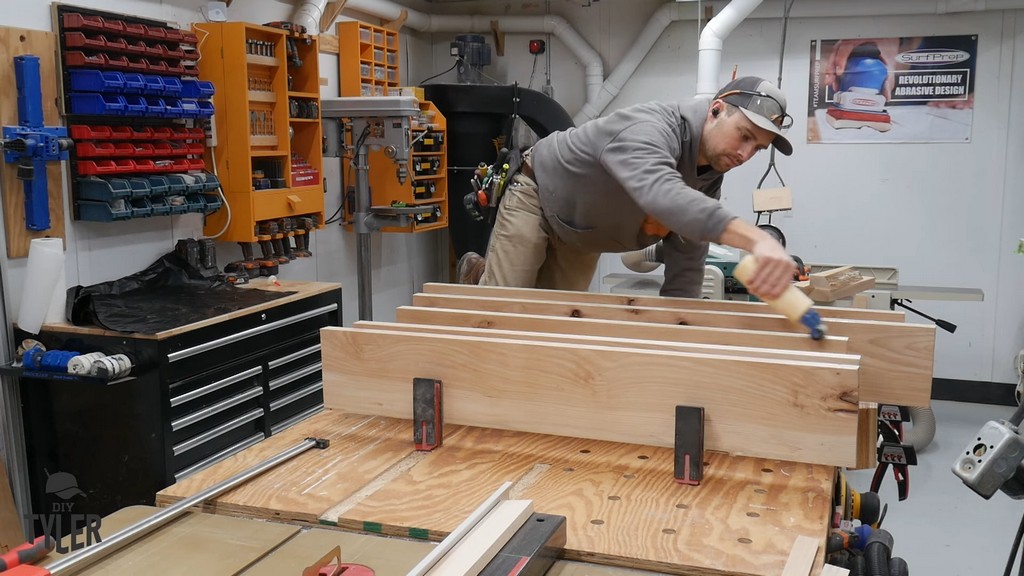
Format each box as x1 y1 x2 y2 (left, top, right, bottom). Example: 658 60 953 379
142 75 164 95
182 173 205 193
149 196 171 216
163 98 183 118
123 95 147 115
201 193 223 213
165 195 189 214
69 93 126 115
77 177 131 202
127 178 151 197
77 200 132 222
164 175 187 194
196 100 215 118
185 194 207 213
179 78 215 99
68 69 124 93
202 172 221 192
178 99 200 118
146 175 169 196
121 73 146 94
160 76 182 96
144 97 166 116
129 197 153 218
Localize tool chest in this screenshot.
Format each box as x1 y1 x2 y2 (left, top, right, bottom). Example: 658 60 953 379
55 5 221 223
15 282 341 538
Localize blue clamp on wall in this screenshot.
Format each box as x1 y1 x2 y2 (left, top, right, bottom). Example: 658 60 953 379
1 55 74 231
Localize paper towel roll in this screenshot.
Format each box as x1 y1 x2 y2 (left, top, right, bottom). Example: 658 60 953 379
18 238 65 334
44 265 67 324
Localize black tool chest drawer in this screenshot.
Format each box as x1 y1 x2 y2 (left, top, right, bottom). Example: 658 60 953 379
18 283 341 539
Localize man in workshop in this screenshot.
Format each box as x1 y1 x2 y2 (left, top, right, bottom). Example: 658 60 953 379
457 76 798 301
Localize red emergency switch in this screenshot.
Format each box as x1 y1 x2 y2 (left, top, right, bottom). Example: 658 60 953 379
529 39 546 54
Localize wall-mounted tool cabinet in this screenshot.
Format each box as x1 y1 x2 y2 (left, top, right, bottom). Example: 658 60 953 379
54 5 221 222
194 22 324 244
15 282 340 538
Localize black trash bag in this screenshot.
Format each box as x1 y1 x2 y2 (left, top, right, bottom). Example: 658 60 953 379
67 251 294 334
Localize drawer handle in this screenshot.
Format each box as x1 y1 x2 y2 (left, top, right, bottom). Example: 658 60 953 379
170 366 263 407
172 408 264 456
269 362 322 391
270 381 323 411
167 304 337 363
267 344 322 369
171 386 263 431
271 404 323 436
174 432 265 482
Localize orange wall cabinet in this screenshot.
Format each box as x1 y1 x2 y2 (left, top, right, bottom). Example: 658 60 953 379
195 22 324 244
337 21 399 97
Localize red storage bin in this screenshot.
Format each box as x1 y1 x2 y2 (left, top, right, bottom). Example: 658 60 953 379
76 142 116 157
77 160 117 175
62 13 105 33
131 143 155 156
63 32 107 50
186 143 204 155
164 28 184 42
102 18 124 34
186 158 205 171
70 125 112 140
64 51 106 68
152 142 174 156
122 22 146 39
105 37 128 52
112 159 136 173
151 127 174 140
124 40 147 54
105 55 130 70
130 127 154 140
134 159 157 172
109 126 133 140
144 25 167 40
180 31 198 44
112 143 137 156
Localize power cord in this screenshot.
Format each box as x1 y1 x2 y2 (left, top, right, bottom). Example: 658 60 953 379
419 60 459 85
204 146 232 239
325 124 370 225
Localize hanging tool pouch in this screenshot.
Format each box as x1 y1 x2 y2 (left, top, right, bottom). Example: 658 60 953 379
463 146 523 225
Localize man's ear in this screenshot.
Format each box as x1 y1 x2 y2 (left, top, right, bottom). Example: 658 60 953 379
712 107 720 117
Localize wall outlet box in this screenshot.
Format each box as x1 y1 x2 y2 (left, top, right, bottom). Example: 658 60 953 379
206 1 228 22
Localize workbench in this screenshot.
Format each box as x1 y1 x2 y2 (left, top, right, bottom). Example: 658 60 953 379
156 409 835 575
14 280 341 540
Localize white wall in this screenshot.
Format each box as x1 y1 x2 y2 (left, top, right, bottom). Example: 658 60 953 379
1 0 448 333
398 0 1022 387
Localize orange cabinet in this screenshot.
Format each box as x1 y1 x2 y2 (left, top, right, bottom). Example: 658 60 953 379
194 22 324 242
337 21 400 97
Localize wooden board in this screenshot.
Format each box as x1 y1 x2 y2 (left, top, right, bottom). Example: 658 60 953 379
411 294 935 407
322 327 861 466
156 412 416 523
0 27 66 259
355 320 860 366
43 506 299 575
781 535 820 575
395 306 851 353
0 457 23 553
329 423 833 576
421 283 903 322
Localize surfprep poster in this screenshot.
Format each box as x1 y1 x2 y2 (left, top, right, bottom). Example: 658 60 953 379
807 35 977 144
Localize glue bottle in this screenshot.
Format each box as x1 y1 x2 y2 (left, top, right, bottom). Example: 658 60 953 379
734 255 826 340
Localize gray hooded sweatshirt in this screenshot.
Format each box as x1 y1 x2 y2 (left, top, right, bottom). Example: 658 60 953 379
530 98 739 298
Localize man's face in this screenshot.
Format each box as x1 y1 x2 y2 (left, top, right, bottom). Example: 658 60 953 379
700 102 777 172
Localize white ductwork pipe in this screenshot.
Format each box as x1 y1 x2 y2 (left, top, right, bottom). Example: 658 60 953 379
695 0 762 97
305 0 1024 123
293 0 329 36
333 0 604 106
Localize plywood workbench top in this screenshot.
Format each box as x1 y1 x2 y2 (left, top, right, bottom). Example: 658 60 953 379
37 280 341 340
157 409 834 576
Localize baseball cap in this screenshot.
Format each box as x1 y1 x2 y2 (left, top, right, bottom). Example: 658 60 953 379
714 76 793 156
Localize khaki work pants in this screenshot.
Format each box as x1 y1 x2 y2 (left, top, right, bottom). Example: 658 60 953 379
480 155 599 291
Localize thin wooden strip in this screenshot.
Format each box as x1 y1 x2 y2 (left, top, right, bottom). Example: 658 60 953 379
395 306 850 353
421 282 903 322
322 327 861 467
410 294 934 407
781 535 820 576
425 500 534 576
355 320 861 365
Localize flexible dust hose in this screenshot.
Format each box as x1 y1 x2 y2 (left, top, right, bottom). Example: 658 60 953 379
849 555 867 576
889 557 910 576
864 529 895 576
904 406 936 451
